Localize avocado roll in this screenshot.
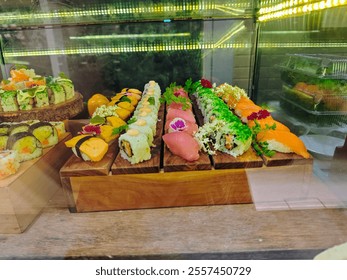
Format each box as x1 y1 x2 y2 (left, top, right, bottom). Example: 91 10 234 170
47 82 65 104
29 121 58 148
0 134 8 150
56 77 74 100
0 90 19 112
34 85 49 107
6 131 43 162
0 123 10 134
17 88 36 110
8 123 30 135
119 129 151 164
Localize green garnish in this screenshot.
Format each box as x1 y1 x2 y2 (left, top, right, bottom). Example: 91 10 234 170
250 120 276 157
90 115 106 125
112 125 128 135
119 96 131 103
127 117 137 125
148 96 155 106
160 82 191 110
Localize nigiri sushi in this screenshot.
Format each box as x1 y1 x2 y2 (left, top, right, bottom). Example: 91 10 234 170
165 117 199 135
247 117 290 132
166 108 196 124
162 131 200 162
256 130 310 159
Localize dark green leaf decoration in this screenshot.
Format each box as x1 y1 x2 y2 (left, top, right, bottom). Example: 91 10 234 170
250 120 276 157
119 96 131 103
90 115 106 125
112 125 128 135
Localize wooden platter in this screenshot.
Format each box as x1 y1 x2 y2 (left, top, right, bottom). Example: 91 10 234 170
60 96 313 213
0 132 72 233
0 91 84 122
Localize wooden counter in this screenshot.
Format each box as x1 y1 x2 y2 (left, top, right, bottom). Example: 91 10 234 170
0 187 347 260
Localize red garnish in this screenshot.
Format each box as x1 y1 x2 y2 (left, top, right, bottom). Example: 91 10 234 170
173 88 186 97
247 109 271 121
79 124 101 135
201 78 212 88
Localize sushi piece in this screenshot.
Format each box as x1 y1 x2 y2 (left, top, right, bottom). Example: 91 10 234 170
106 116 127 128
247 117 290 132
128 119 154 146
50 121 66 137
65 135 108 162
29 121 59 148
166 108 196 124
163 131 200 162
17 88 36 110
256 130 310 159
0 90 19 112
8 123 30 135
99 125 118 143
119 129 151 164
47 82 66 104
6 132 43 162
0 150 20 179
56 77 75 100
34 85 49 107
165 117 199 135
0 123 10 134
0 134 8 150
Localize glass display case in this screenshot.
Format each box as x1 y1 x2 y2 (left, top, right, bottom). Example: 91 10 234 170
0 0 347 260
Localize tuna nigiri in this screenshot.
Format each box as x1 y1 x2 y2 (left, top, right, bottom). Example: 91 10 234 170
162 131 200 161
165 117 199 135
256 130 310 159
166 107 196 124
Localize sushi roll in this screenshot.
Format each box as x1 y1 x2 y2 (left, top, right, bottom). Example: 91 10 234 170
65 135 108 162
119 129 151 164
47 82 66 104
0 123 10 134
55 77 75 100
34 85 49 107
49 121 66 137
8 123 30 135
17 88 36 110
29 121 58 148
0 90 19 112
0 150 20 179
6 132 43 162
0 134 8 150
128 119 154 146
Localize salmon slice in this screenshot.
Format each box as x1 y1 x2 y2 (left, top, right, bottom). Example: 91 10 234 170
247 117 290 132
257 130 310 158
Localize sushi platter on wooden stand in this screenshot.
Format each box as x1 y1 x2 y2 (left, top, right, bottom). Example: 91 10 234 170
60 100 313 214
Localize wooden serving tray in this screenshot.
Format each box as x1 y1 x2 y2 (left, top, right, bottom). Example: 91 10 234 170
0 133 72 233
0 92 84 122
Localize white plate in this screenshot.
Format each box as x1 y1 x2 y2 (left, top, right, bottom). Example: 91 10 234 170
299 135 345 159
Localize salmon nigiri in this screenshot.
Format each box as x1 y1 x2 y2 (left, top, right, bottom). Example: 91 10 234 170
247 117 290 132
256 130 310 158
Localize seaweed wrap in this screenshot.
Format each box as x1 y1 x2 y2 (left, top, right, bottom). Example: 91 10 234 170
119 129 151 164
8 123 30 135
6 131 43 162
29 121 58 148
0 134 8 150
0 123 10 134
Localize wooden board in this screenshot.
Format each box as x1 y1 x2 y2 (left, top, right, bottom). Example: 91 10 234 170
60 140 119 177
0 92 84 122
212 148 264 169
0 133 72 233
261 152 314 167
64 169 252 212
111 104 165 175
163 144 212 172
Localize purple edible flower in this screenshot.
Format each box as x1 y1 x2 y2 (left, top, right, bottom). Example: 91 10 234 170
169 118 187 131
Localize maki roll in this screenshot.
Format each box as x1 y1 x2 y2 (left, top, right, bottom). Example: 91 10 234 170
65 135 108 162
128 119 154 146
29 121 58 148
0 150 20 179
8 123 30 135
0 123 10 134
0 90 19 112
34 85 49 107
0 134 8 150
49 121 66 137
56 77 74 100
47 82 66 104
119 129 151 164
6 132 43 162
17 88 35 110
